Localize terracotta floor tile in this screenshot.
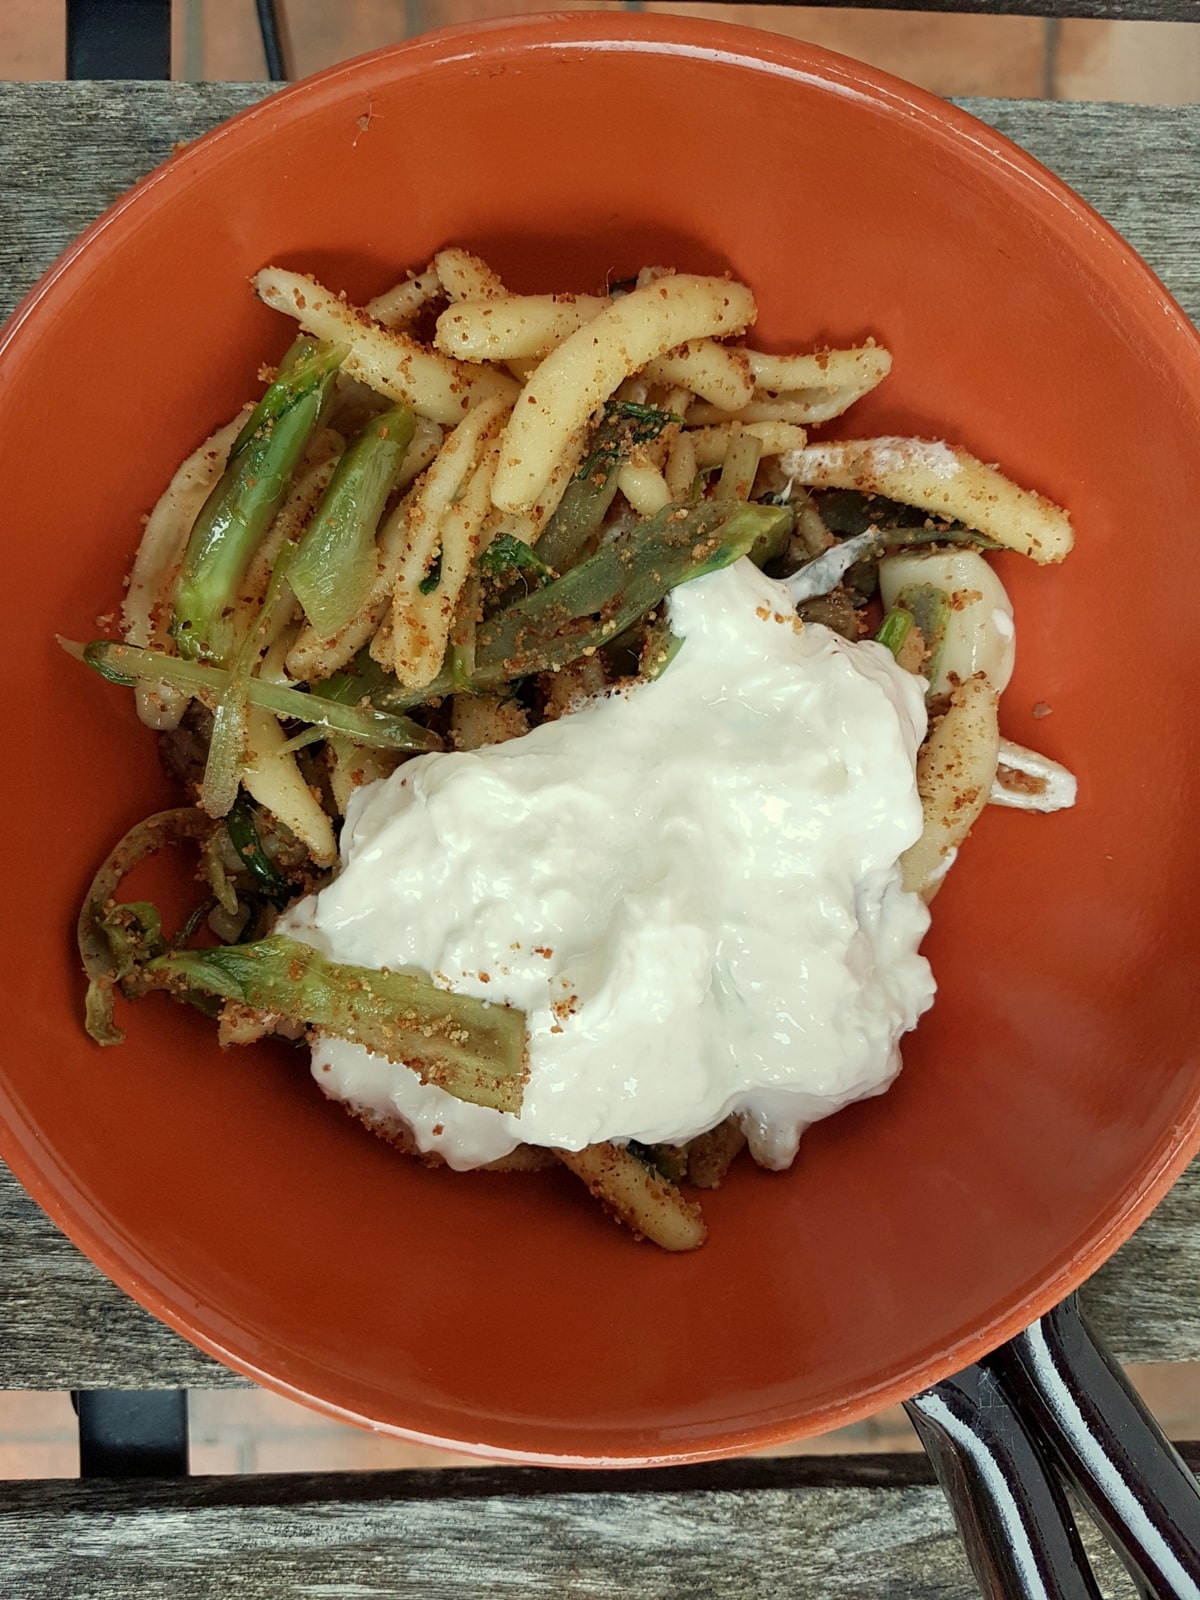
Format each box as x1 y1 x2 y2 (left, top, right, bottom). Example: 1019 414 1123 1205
1054 19 1200 106
1125 1363 1200 1437
189 1438 250 1473
0 1439 78 1479
0 1391 78 1437
189 1386 329 1431
644 6 1048 99
250 1428 484 1473
173 0 264 80
0 0 62 79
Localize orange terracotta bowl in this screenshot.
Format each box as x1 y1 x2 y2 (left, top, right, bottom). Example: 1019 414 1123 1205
3 13 1200 1465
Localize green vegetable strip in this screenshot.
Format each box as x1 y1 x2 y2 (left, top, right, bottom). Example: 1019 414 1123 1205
171 343 345 663
536 401 677 576
576 400 678 482
200 675 252 818
448 573 480 692
892 583 952 688
224 796 289 901
228 336 315 457
288 405 415 639
534 471 619 576
76 808 213 1046
876 606 915 657
366 500 792 712
716 432 762 502
472 499 792 685
200 512 310 818
142 934 528 1114
638 612 683 682
75 640 439 752
480 534 554 584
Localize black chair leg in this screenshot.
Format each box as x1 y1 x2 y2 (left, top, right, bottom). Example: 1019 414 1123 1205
73 1391 189 1477
66 0 172 80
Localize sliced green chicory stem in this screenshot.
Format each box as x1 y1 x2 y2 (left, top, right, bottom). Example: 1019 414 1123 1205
74 640 439 753
473 499 793 685
275 726 327 757
812 487 1002 550
716 431 762 503
201 827 240 916
638 611 683 681
535 474 617 576
229 336 315 456
76 807 215 1046
480 534 555 586
288 405 415 639
876 606 915 658
140 934 529 1114
170 342 346 664
448 572 480 692
536 400 678 577
200 536 310 819
576 399 679 482
792 489 837 558
889 583 950 686
225 795 289 902
200 666 252 818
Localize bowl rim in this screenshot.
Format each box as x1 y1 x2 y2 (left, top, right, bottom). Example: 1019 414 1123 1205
4 8 1200 1465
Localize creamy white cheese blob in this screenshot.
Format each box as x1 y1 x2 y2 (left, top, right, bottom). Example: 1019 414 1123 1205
281 559 936 1171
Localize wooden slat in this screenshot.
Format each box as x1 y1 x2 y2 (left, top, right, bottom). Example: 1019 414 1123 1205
0 1454 1170 1600
1 85 1200 1391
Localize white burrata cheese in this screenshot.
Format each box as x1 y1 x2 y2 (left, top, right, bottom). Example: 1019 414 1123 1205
280 558 936 1171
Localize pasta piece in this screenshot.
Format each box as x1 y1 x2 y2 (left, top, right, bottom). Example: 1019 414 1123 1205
326 736 404 817
391 445 500 688
429 251 547 383
616 463 672 517
243 707 337 868
643 339 754 412
433 247 506 303
556 1144 707 1252
377 397 509 683
435 294 610 362
742 345 890 393
451 694 530 751
689 421 808 469
254 267 518 425
780 438 1073 564
123 408 249 729
664 429 698 501
687 345 891 427
687 1118 748 1189
539 656 608 721
878 549 1015 697
491 273 756 513
902 675 1001 898
365 268 442 329
490 426 587 548
989 739 1077 813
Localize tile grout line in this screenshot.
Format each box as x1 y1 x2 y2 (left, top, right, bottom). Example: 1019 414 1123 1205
1044 16 1061 101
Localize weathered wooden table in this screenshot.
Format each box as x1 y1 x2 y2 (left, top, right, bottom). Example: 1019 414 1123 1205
2 71 1200 1600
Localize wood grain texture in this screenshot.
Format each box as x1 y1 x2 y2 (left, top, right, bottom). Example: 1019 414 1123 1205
0 1457 1160 1600
1 86 1199 1391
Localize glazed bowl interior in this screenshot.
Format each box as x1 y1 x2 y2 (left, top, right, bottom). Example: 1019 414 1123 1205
4 14 1200 1464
